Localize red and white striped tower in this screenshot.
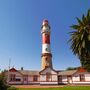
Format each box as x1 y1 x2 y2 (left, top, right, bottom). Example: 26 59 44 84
41 19 53 70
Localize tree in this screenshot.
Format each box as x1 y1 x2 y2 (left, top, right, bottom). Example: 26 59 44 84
66 67 80 70
0 71 18 90
69 9 90 71
0 71 9 90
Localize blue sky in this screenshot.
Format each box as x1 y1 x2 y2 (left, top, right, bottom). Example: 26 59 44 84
0 0 90 71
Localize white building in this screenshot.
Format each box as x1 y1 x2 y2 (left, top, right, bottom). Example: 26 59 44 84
6 67 90 85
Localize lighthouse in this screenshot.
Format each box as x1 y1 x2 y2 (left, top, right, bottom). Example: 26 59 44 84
41 19 53 70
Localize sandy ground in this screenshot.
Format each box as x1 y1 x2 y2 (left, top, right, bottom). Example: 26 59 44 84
13 85 64 88
12 84 90 88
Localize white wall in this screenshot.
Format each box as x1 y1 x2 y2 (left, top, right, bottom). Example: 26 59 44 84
28 76 33 81
72 74 80 82
85 74 90 81
28 75 40 84
9 81 23 84
71 72 90 84
40 82 58 85
40 75 46 81
52 75 57 81
62 76 67 82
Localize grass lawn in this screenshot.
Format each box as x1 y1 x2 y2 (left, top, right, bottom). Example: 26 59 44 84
18 86 90 90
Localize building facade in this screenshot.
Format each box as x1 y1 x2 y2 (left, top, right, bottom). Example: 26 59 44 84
7 67 90 85
6 20 90 85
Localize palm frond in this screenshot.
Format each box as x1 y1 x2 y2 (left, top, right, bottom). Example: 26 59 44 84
70 25 80 30
87 9 90 19
76 17 83 25
82 14 87 25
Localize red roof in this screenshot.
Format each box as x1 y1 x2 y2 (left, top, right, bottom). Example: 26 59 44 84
43 19 48 23
78 68 87 72
42 19 49 26
9 68 18 72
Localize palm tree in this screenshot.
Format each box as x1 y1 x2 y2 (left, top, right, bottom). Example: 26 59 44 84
69 9 90 71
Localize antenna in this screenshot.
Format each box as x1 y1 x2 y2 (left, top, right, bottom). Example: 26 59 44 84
7 58 11 84
9 58 11 70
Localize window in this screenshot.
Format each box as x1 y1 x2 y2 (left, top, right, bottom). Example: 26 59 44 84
16 78 21 81
23 75 28 81
45 48 48 51
33 75 38 81
24 77 27 81
58 75 62 82
80 74 85 81
10 74 16 81
46 57 48 60
46 72 51 81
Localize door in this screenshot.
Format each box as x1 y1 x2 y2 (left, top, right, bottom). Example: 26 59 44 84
23 75 28 84
58 75 62 82
46 72 51 81
67 76 72 84
80 74 85 81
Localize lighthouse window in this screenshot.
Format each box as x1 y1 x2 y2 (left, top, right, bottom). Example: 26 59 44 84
45 48 48 51
45 34 48 36
46 57 48 60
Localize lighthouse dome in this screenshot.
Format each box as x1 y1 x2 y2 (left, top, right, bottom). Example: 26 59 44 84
42 19 49 26
41 19 51 33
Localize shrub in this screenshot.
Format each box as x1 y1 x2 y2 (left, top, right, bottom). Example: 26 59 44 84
7 87 18 90
0 71 9 90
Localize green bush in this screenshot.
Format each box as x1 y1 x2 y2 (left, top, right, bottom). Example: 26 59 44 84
7 87 18 90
